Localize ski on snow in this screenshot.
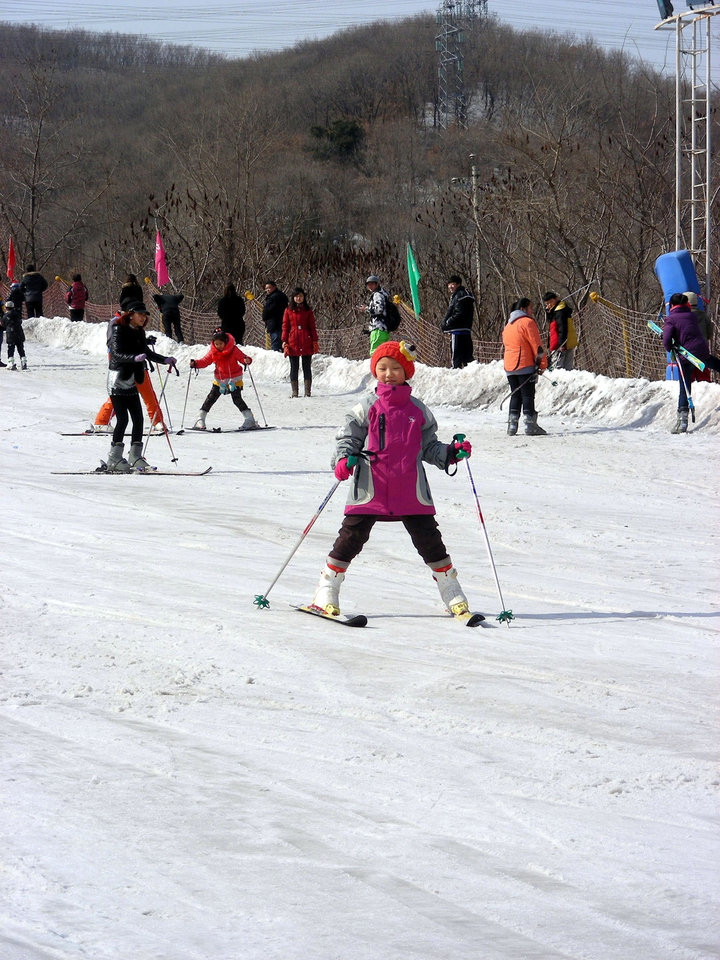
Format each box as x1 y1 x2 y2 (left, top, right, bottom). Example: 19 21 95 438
179 426 276 434
297 604 368 627
296 604 488 628
51 466 213 476
454 611 490 628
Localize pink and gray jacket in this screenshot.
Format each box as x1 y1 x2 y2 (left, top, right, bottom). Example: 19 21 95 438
333 381 454 517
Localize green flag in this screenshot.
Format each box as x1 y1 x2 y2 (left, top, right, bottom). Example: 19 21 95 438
406 243 421 317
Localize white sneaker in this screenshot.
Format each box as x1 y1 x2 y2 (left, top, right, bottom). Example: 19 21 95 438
312 563 346 616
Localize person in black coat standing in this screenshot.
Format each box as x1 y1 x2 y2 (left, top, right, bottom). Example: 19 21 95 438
217 283 246 344
262 281 288 352
153 292 185 343
440 275 475 368
20 265 48 318
104 302 177 472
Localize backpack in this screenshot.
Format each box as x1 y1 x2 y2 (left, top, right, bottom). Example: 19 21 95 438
384 296 401 332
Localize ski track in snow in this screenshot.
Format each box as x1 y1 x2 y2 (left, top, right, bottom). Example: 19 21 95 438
1 320 718 960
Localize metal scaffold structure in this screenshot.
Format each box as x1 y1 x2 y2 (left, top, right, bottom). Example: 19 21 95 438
655 2 719 300
435 0 487 130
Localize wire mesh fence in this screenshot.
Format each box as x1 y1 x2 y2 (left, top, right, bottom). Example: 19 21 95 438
1 278 683 382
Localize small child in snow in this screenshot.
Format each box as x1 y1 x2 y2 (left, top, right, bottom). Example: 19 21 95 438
311 340 473 618
190 330 257 431
2 299 27 370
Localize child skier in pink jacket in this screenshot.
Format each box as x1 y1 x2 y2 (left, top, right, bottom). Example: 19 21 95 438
311 340 473 619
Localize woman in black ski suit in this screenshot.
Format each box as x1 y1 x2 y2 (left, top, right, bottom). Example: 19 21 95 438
104 302 177 473
217 283 246 344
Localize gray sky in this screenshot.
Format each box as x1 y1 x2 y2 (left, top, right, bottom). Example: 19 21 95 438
0 0 705 77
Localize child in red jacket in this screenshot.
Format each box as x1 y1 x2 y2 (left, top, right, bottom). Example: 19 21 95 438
190 330 257 430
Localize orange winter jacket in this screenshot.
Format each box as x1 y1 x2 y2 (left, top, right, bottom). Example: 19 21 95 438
502 310 547 374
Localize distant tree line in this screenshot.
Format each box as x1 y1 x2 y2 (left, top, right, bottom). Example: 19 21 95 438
0 16 716 343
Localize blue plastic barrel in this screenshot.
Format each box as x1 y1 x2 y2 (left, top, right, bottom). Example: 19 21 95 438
654 250 700 308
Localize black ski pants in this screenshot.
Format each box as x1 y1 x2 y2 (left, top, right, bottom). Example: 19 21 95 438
201 383 249 414
112 392 144 444
506 372 537 418
329 514 449 567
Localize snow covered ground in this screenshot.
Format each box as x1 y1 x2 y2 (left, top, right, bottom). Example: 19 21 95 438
2 317 719 960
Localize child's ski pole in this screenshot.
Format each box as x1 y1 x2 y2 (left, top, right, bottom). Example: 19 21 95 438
246 365 268 427
177 368 193 434
461 451 514 625
155 365 175 431
254 462 356 609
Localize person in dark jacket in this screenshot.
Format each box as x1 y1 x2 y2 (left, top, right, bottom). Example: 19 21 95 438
440 275 475 368
20 265 48 318
262 281 288 352
66 274 89 321
152 291 185 342
0 283 23 365
104 302 177 472
217 283 246 344
119 274 144 310
2 299 27 369
543 291 578 370
662 292 720 434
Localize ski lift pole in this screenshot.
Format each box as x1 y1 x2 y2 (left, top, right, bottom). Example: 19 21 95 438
460 447 513 625
254 460 357 609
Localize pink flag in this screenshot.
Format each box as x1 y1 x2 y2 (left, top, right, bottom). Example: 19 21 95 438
154 230 169 287
6 237 15 281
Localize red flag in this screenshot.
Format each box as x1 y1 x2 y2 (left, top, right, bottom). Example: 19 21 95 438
6 237 15 281
154 230 169 287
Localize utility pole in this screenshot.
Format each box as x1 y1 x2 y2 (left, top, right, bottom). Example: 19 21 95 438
470 154 481 298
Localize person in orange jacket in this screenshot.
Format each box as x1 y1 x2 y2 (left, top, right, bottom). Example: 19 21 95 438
91 310 165 433
501 298 548 436
190 330 257 431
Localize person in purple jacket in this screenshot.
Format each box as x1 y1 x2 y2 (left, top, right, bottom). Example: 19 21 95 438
662 292 720 433
310 339 473 618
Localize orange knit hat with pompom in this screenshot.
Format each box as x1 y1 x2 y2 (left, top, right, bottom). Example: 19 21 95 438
370 340 417 380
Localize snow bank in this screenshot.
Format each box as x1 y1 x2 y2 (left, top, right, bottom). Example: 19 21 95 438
26 316 720 432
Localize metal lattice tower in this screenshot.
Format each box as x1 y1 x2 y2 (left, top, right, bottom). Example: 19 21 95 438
655 3 719 299
435 1 487 130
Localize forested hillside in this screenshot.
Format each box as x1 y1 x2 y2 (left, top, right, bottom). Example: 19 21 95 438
0 16 714 337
